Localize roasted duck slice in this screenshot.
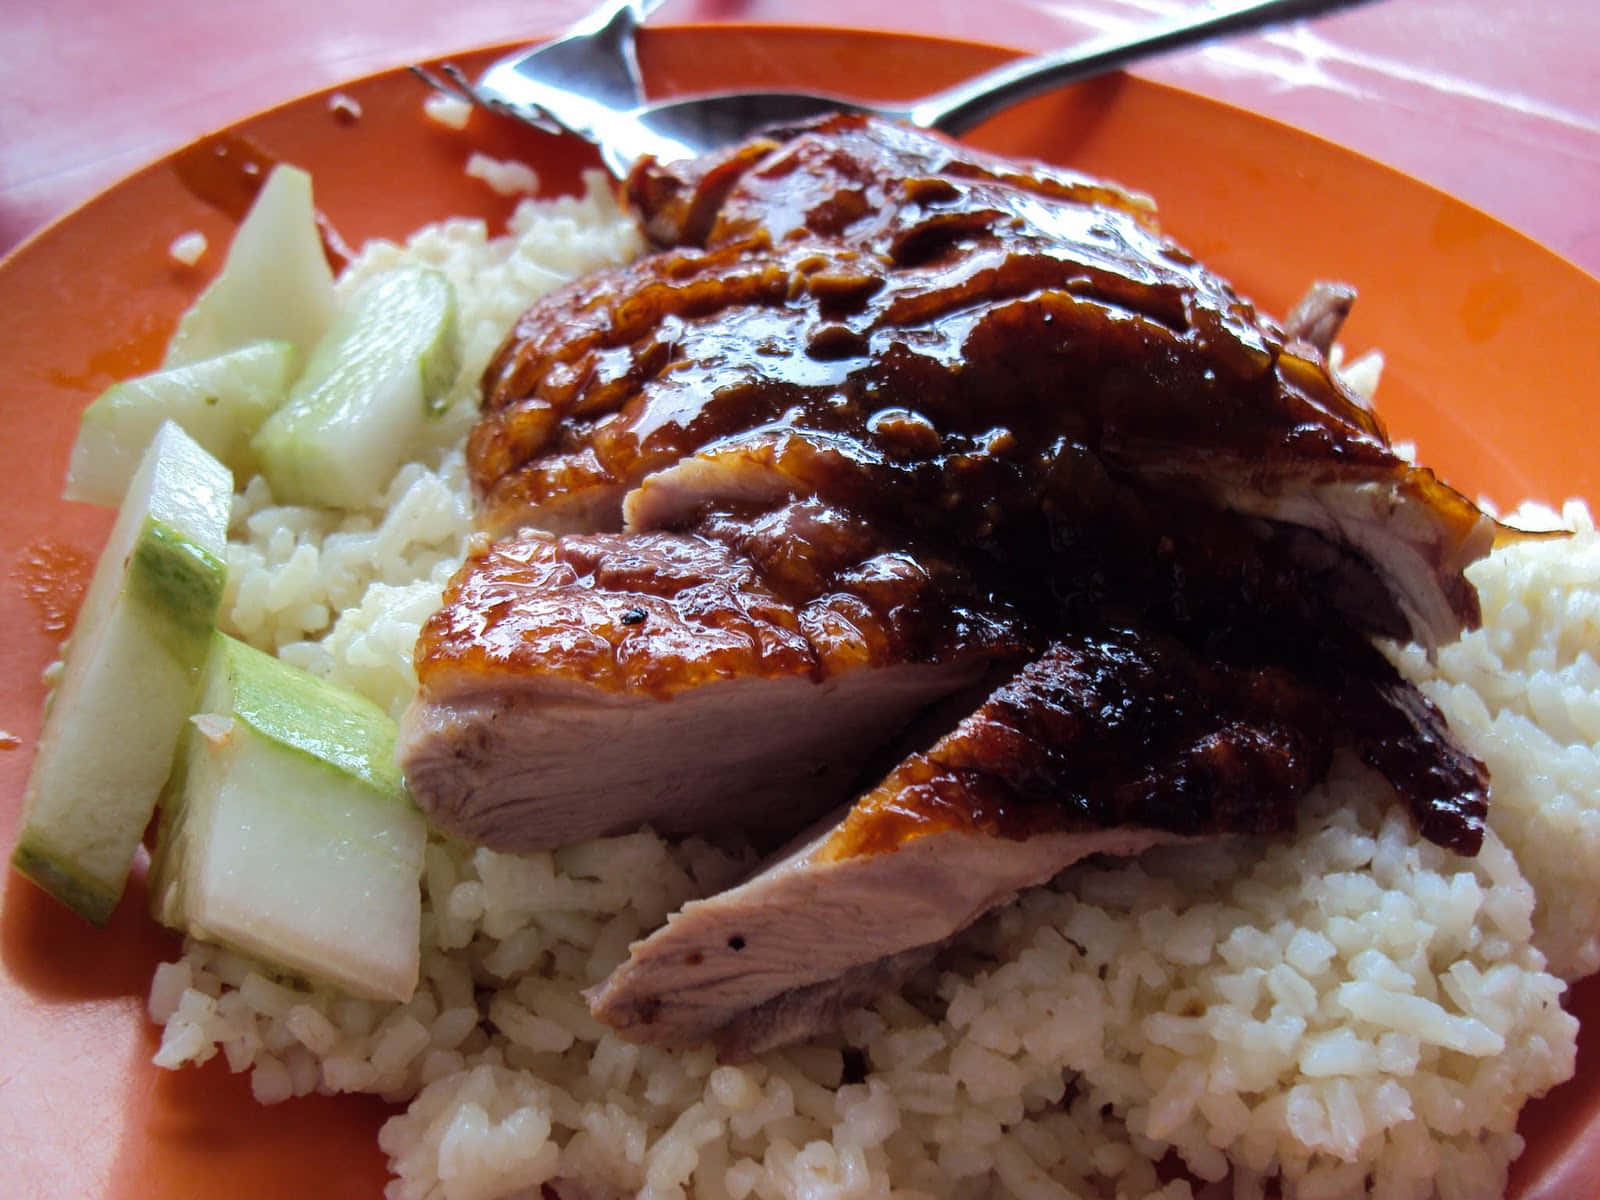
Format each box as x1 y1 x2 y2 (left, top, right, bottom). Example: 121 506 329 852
473 114 1493 649
623 117 1158 251
591 817 1178 1060
399 502 1025 849
424 110 1502 1061
588 624 1487 1058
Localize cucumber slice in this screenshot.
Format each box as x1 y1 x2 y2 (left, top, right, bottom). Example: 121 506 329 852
164 164 335 368
150 633 425 1003
251 265 459 510
12 422 231 925
65 339 298 506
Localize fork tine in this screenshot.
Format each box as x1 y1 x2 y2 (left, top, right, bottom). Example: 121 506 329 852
468 66 568 135
409 0 672 152
410 61 569 137
408 63 476 105
438 62 488 97
438 62 516 120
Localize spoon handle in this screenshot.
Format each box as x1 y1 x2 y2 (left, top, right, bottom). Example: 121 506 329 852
910 0 1382 135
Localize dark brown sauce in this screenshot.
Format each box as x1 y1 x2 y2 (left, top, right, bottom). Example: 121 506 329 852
823 620 1487 860
821 622 1321 860
172 131 353 273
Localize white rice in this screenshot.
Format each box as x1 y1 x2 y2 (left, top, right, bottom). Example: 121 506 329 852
148 174 1599 1199
168 230 208 266
1392 500 1600 981
466 154 543 198
424 93 474 132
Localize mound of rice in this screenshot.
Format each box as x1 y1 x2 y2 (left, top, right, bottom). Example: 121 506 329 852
146 172 1600 1200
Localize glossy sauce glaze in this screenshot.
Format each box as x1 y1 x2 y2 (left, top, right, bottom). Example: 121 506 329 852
474 116 1463 562
823 617 1487 859
414 497 1028 701
456 114 1495 856
821 628 1332 860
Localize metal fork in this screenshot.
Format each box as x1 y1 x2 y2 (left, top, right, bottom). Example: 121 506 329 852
413 0 667 140
420 0 1383 175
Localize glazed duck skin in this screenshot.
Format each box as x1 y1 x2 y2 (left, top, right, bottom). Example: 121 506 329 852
402 501 1027 849
472 113 1492 651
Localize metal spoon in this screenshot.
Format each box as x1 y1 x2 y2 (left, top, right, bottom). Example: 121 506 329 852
424 0 1382 175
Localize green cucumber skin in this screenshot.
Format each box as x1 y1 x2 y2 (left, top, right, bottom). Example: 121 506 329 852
10 842 117 927
15 428 231 926
128 516 228 658
250 267 459 509
17 519 226 922
152 634 425 998
215 635 407 803
417 294 459 416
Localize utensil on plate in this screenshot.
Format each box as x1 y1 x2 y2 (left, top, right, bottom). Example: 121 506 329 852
417 0 1383 175
415 0 667 138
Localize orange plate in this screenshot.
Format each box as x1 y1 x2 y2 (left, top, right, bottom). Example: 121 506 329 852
2 23 1598 1199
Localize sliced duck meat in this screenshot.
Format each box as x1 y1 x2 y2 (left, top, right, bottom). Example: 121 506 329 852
413 112 1507 1061
399 504 1026 849
590 624 1487 1056
590 818 1178 1059
473 114 1494 648
588 626 1343 1056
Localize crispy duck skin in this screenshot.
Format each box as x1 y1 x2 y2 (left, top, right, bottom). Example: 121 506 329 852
472 114 1492 650
402 501 1026 849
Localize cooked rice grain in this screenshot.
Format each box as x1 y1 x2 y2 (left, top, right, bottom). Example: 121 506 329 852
1393 501 1600 979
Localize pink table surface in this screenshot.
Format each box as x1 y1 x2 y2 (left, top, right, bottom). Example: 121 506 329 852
4 0 1599 278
